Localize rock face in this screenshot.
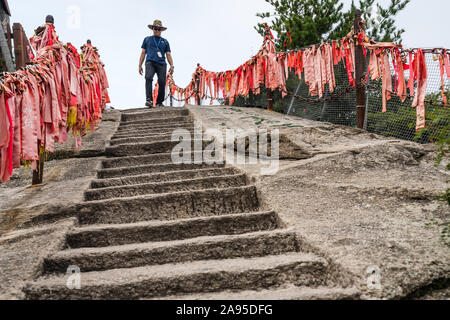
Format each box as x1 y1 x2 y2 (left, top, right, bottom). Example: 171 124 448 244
22 107 358 300
186 106 450 300
2 105 447 300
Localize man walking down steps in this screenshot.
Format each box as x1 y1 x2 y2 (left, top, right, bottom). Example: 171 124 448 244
139 20 175 108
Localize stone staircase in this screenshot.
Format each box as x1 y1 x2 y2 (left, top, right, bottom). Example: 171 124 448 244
23 107 359 300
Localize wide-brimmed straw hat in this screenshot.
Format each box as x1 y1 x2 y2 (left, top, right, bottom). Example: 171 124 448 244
148 20 167 31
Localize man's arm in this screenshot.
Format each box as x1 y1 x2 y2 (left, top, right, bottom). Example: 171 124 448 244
139 48 146 75
167 52 174 74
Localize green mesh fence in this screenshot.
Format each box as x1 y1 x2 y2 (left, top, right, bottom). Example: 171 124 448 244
232 52 449 144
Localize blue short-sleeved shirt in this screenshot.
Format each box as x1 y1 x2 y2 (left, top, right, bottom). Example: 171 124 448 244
141 36 171 65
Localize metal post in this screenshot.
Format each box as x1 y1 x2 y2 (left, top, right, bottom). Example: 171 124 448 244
32 141 44 185
354 9 366 129
267 90 273 112
32 160 44 185
195 74 200 105
364 76 370 130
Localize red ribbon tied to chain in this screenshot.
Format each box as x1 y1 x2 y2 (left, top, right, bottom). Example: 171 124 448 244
283 29 293 49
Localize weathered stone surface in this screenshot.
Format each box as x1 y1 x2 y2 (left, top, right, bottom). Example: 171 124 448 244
105 140 211 158
0 219 76 300
101 109 123 122
112 129 196 140
110 134 179 146
112 128 196 140
84 174 248 201
97 162 225 179
8 105 444 300
121 108 190 122
44 229 299 274
20 106 357 301
24 253 329 300
77 186 261 225
50 109 121 160
0 158 101 235
116 123 195 134
0 114 115 299
67 211 281 249
101 152 206 168
154 285 361 300
187 105 450 300
90 167 240 189
118 116 191 128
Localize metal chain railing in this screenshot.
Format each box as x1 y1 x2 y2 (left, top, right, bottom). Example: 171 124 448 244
159 12 448 145
281 83 358 104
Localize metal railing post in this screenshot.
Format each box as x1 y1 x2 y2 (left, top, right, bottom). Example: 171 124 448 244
267 90 273 112
195 64 201 105
354 9 366 129
32 142 44 185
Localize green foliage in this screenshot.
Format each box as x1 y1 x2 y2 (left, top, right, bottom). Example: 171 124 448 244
419 122 450 166
365 82 450 145
367 105 412 138
426 220 450 247
415 89 450 149
256 0 343 50
438 188 450 206
363 0 410 43
255 0 410 50
330 0 410 43
251 116 267 126
441 222 450 247
367 103 448 144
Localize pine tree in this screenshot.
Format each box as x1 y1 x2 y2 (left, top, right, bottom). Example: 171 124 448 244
255 0 410 50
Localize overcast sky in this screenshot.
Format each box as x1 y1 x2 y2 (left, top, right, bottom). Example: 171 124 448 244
8 0 450 109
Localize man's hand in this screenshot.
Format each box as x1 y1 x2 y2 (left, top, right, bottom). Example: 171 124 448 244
167 52 174 75
139 49 146 76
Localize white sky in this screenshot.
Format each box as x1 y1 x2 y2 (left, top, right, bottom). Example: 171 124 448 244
7 0 450 109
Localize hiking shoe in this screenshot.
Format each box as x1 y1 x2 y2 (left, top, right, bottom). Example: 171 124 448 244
145 101 153 108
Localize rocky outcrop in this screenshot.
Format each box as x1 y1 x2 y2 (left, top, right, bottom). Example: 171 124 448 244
22 107 358 300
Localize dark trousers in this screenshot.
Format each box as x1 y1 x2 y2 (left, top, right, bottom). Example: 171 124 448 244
145 61 167 105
